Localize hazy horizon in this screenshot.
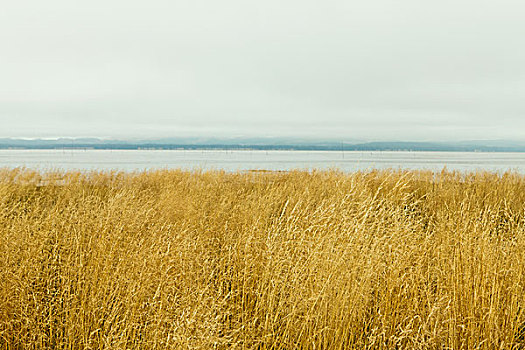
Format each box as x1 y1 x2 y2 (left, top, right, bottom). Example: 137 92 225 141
3 136 525 147
1 0 524 140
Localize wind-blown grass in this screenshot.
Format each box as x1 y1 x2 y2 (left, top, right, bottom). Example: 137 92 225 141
1 168 525 349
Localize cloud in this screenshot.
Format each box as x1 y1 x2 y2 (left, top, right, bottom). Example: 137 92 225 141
0 0 524 140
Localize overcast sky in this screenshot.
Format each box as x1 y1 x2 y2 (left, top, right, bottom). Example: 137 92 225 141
1 0 524 140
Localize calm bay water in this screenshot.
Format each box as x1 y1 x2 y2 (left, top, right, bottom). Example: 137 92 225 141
1 149 525 173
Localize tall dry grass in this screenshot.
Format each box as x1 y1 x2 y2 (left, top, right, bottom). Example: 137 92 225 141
1 168 525 349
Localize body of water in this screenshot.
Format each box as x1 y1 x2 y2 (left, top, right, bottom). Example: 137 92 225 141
1 149 525 173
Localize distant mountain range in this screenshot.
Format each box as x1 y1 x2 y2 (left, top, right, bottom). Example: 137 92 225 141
1 138 525 152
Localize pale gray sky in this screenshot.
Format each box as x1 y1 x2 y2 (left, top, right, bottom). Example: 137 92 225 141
1 0 524 140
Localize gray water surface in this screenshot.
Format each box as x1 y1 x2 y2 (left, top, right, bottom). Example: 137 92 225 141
1 149 525 173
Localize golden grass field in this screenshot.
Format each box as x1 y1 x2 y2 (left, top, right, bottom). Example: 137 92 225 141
1 168 525 349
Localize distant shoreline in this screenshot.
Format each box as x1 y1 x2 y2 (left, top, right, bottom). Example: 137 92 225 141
2 144 525 152
2 138 525 152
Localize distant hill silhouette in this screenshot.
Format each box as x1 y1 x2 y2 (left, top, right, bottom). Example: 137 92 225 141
1 138 525 152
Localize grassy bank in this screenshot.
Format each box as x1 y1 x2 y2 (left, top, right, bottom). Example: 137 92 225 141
1 168 525 349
